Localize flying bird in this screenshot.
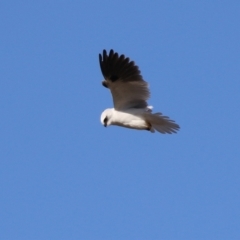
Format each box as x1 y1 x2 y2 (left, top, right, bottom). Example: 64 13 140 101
99 49 180 134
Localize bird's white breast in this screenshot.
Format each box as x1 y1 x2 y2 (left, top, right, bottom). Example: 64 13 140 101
111 109 148 130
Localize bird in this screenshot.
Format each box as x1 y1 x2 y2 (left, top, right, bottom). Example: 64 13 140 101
99 49 180 134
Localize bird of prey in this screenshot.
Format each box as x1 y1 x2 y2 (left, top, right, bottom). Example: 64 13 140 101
99 49 180 134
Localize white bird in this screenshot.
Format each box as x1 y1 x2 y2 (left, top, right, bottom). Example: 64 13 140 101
99 49 180 134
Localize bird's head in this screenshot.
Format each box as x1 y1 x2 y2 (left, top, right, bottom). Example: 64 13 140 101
100 109 113 127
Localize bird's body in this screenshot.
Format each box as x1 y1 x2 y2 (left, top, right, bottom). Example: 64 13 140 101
101 108 150 131
99 49 180 134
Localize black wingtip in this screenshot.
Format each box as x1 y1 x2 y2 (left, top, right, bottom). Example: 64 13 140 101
98 49 143 83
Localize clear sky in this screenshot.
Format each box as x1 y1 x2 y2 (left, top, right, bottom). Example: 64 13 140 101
1 1 240 239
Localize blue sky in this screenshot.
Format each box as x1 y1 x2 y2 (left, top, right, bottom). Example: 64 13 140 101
1 1 240 239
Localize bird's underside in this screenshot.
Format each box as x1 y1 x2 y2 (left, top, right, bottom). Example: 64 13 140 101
99 49 180 134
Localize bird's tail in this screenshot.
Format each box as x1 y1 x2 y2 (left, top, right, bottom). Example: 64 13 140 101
144 112 180 134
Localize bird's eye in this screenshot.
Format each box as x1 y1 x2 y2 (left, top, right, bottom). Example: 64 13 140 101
104 117 108 123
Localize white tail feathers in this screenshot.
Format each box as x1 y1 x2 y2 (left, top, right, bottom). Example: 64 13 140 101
144 112 180 134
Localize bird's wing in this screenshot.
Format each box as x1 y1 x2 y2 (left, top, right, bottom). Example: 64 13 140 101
99 49 150 110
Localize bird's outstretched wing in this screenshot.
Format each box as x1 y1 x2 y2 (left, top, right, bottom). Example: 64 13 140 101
99 49 150 110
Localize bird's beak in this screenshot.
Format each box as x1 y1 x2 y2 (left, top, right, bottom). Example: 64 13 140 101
104 123 107 127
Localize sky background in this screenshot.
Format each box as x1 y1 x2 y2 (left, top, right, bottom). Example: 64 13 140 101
1 1 240 239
